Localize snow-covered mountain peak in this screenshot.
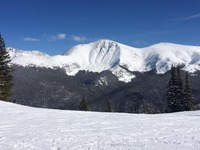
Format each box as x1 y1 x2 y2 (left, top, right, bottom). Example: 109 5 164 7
7 47 50 59
64 39 123 72
7 48 77 70
7 40 200 83
65 39 121 55
94 39 120 48
141 43 200 73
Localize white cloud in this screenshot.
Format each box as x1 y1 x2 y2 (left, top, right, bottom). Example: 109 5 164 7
57 33 66 39
23 37 40 42
49 33 66 41
72 36 86 42
172 13 200 21
183 13 200 20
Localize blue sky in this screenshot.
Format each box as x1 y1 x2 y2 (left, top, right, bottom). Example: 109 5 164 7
1 0 200 55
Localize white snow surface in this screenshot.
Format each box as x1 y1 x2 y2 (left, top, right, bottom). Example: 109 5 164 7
7 40 200 82
0 101 200 150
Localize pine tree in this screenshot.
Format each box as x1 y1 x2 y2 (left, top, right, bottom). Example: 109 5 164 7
78 97 89 111
0 34 13 102
166 65 183 112
183 72 195 111
167 65 176 112
106 100 112 112
174 66 183 111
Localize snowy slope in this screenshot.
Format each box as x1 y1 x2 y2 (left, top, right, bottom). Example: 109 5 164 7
0 101 200 150
8 48 80 75
142 43 200 73
7 40 200 82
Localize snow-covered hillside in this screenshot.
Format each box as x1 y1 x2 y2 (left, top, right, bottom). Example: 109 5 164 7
0 101 200 150
8 40 200 82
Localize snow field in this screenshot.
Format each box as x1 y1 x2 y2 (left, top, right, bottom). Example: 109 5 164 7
0 101 200 150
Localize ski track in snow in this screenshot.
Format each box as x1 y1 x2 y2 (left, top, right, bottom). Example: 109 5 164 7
0 101 200 150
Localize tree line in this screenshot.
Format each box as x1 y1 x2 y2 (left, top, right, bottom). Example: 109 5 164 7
79 66 196 113
78 97 112 112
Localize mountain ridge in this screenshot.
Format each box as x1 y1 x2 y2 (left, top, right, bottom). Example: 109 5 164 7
7 39 200 82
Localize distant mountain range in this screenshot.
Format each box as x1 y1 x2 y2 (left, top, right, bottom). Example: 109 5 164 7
8 40 200 113
8 39 200 82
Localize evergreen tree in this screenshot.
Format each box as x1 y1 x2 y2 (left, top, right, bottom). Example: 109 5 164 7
166 65 183 112
167 65 176 112
0 34 13 102
106 100 112 112
138 100 155 114
174 66 183 111
176 66 183 92
78 97 89 111
183 72 195 111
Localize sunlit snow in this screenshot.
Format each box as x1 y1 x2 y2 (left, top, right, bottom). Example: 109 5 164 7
0 101 200 150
